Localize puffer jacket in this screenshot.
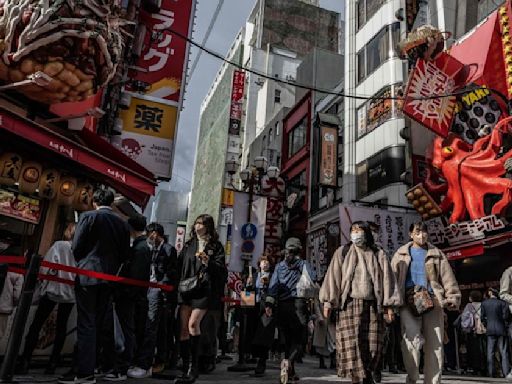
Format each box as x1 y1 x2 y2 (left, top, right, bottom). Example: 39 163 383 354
0 272 23 314
391 242 461 309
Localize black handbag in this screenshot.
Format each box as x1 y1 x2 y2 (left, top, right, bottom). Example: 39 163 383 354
178 269 206 295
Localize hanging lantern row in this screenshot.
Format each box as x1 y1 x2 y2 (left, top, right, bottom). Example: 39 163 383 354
0 152 93 211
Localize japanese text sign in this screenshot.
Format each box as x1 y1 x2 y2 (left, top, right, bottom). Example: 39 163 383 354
403 52 465 137
128 0 194 103
229 70 245 136
320 126 337 186
118 95 177 178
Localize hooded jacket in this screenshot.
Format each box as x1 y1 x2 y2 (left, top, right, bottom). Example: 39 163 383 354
391 242 461 309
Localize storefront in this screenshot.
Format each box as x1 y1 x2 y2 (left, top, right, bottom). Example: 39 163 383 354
0 105 156 258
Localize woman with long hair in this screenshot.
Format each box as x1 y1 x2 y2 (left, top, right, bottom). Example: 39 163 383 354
176 214 226 384
320 221 397 384
18 223 77 374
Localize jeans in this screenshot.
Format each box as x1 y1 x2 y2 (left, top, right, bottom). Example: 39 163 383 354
75 284 112 376
487 335 509 377
22 295 74 363
134 288 165 369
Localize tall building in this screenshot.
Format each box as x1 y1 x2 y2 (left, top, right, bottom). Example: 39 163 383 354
188 0 340 240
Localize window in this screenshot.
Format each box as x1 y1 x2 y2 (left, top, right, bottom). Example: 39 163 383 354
275 121 280 136
357 83 404 138
357 23 400 83
288 118 307 158
357 0 385 30
287 171 307 201
268 128 273 144
274 89 281 103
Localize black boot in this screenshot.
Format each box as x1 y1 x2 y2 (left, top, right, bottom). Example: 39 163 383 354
44 357 58 375
176 336 199 384
255 357 266 377
178 339 191 379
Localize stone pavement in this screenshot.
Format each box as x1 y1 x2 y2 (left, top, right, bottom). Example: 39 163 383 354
9 357 510 383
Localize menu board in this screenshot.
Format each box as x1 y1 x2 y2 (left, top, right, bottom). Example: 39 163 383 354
0 189 41 224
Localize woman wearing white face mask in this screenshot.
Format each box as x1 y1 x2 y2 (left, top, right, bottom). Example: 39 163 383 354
320 221 397 384
391 221 460 384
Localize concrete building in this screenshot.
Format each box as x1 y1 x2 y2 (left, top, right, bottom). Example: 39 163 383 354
150 190 189 246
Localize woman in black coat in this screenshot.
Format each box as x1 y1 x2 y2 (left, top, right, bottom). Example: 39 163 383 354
176 214 226 384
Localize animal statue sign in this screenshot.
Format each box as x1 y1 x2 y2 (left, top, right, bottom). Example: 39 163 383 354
0 0 130 104
425 116 512 223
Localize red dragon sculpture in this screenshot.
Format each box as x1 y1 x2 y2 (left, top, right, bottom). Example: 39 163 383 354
425 116 512 223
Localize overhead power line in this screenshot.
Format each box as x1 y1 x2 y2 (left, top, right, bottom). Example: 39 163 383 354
170 27 496 103
188 0 225 80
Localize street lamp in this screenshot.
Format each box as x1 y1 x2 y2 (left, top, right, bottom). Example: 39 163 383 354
266 165 280 179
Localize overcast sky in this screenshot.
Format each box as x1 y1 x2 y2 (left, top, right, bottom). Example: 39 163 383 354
164 0 344 193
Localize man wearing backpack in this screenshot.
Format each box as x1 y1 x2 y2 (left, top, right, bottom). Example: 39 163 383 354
481 288 512 379
460 291 486 376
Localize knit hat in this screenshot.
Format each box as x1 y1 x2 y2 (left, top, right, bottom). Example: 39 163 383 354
285 237 302 251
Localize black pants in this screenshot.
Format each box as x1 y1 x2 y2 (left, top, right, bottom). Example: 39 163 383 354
23 295 74 363
134 288 165 369
76 284 112 376
467 333 486 373
155 300 177 365
277 299 309 364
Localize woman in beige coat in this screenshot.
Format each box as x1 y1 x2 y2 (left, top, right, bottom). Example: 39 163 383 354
391 221 460 384
320 221 397 384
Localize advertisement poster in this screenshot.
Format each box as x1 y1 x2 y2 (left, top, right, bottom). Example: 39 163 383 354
339 204 419 256
175 226 186 253
118 95 177 179
128 0 194 103
320 126 337 186
0 189 41 224
403 52 465 137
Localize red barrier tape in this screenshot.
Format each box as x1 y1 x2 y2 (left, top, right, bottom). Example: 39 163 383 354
0 256 26 265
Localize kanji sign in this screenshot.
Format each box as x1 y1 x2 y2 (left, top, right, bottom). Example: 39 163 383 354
127 0 194 103
320 126 337 186
118 94 177 178
229 70 245 136
403 52 465 137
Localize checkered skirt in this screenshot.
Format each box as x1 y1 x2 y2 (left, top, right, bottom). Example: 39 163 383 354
336 299 384 382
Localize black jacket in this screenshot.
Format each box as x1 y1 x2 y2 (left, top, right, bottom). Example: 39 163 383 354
72 207 130 286
150 242 179 302
481 297 510 336
178 238 227 309
121 235 151 297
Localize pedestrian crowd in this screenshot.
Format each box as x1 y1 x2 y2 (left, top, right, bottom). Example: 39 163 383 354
4 187 512 384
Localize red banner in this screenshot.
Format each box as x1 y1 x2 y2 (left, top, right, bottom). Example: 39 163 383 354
128 0 194 103
403 52 465 137
229 70 245 136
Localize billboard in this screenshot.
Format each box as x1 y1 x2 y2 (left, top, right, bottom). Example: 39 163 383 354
118 94 177 178
128 0 194 104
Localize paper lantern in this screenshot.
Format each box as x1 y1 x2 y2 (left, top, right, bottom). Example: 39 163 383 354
38 169 61 199
18 161 43 195
0 152 22 186
57 176 77 206
73 183 94 211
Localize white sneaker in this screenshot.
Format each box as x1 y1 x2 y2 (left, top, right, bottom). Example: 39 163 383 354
127 366 152 379
280 359 289 384
506 371 512 380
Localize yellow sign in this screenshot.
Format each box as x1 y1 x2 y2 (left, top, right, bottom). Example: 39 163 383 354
119 96 177 140
222 188 234 206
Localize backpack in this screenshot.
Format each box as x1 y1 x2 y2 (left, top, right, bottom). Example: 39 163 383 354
460 308 475 333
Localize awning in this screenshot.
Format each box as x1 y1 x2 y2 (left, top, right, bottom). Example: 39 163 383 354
0 107 156 207
443 231 512 260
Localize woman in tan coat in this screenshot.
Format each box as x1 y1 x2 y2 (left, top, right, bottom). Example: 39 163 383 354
320 221 397 384
391 221 460 384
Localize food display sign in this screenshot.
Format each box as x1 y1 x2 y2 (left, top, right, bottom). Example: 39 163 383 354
0 189 41 224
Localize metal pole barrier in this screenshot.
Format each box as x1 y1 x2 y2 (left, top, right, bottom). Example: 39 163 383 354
0 253 41 383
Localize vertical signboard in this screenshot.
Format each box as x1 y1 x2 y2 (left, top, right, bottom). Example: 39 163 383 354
128 0 194 103
320 126 338 186
229 70 246 135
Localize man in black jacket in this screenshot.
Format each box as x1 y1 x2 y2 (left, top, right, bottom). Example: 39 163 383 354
481 287 512 379
103 214 151 381
59 188 130 384
128 222 178 378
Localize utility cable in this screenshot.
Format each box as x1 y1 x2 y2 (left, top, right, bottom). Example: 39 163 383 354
170 27 501 103
188 0 225 80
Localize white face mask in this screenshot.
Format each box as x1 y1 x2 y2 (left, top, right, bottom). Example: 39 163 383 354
350 232 366 247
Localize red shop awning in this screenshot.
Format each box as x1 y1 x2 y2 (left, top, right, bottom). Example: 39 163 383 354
0 108 156 207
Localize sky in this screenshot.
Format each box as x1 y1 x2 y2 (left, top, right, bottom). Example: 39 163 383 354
164 0 344 193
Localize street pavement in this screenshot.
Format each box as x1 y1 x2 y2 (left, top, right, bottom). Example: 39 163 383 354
10 356 511 383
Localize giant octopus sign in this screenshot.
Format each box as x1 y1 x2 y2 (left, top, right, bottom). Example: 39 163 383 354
0 0 129 104
402 2 512 230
